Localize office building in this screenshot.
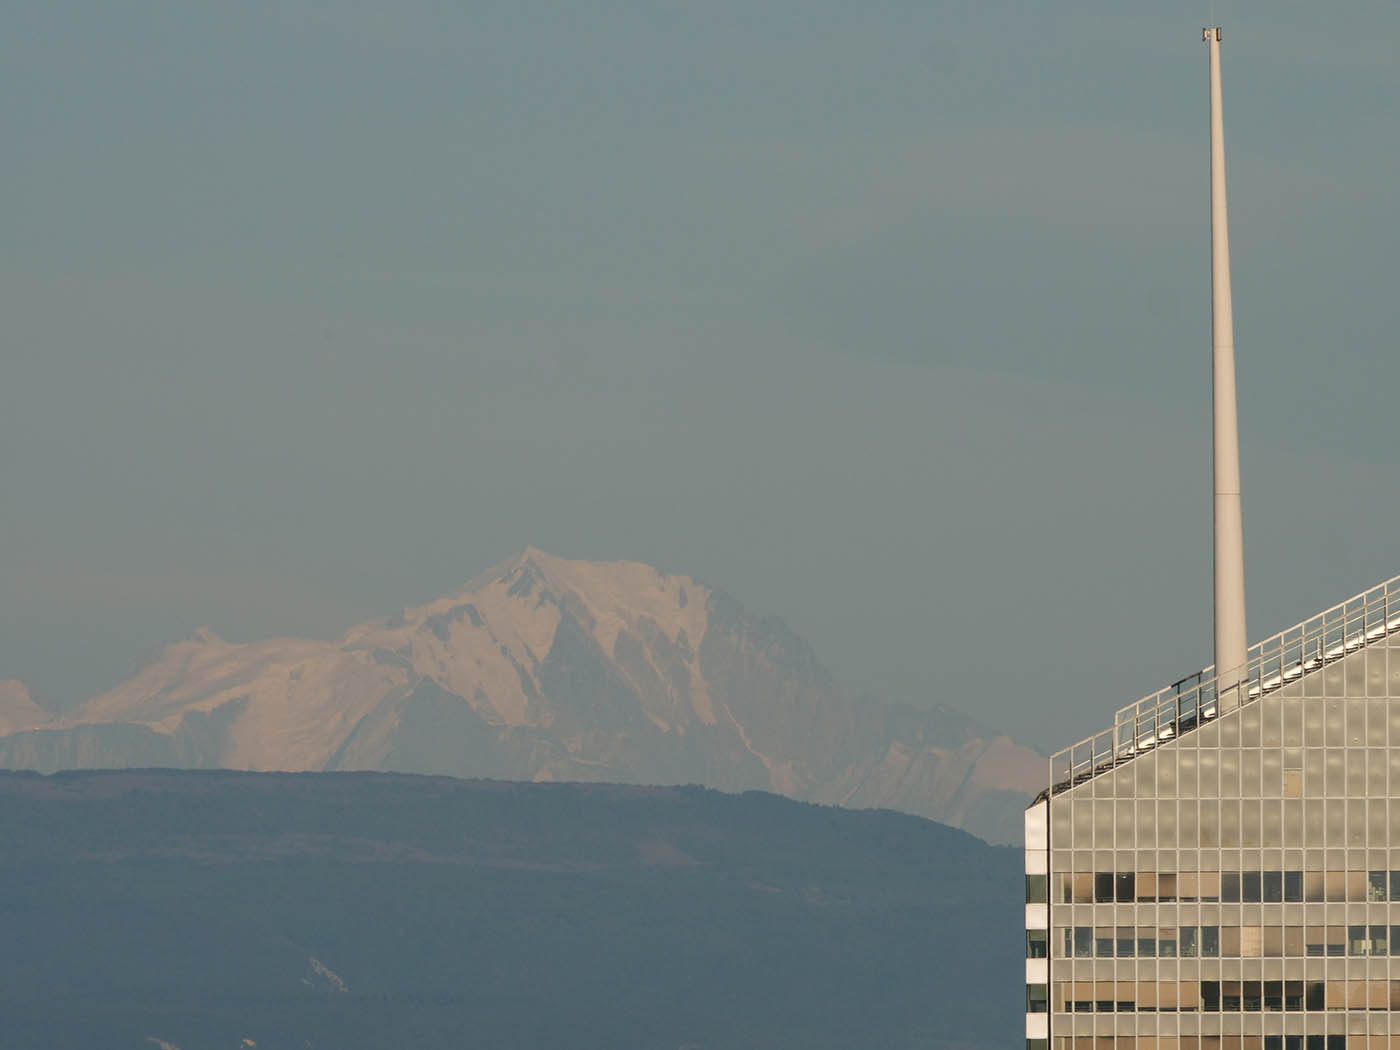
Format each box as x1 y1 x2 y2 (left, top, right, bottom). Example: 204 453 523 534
1024 29 1400 1050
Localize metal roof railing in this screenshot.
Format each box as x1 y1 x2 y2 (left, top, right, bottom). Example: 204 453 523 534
1041 572 1400 802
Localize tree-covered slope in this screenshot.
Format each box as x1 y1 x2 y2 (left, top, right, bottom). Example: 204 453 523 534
0 770 1020 1050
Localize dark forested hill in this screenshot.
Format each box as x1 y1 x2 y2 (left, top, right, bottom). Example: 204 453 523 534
0 770 1020 1050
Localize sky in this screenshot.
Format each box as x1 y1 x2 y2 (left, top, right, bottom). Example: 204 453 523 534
3 0 1398 749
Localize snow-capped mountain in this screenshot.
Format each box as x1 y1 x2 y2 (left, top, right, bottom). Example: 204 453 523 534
0 550 1041 842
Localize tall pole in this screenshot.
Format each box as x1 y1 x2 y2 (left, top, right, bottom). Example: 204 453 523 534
1206 26 1249 708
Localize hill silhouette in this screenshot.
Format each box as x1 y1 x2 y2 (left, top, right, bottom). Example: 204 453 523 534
0 769 1020 1049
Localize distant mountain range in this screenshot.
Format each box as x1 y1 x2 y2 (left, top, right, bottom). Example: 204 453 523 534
0 549 1041 842
0 770 1022 1050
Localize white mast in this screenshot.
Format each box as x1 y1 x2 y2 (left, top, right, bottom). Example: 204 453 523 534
1205 26 1249 708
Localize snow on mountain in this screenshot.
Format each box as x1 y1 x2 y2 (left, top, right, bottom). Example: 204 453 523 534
0 550 1041 842
0 680 47 735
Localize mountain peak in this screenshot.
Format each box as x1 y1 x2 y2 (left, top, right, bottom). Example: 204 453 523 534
0 554 1042 843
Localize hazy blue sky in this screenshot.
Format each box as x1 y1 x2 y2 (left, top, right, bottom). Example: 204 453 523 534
3 0 1398 747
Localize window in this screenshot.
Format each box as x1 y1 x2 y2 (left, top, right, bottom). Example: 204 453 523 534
1243 870 1262 901
1158 926 1177 957
1180 926 1198 957
1027 929 1047 958
1201 925 1220 956
1115 871 1135 902
1285 926 1303 955
1116 926 1134 957
1026 874 1048 903
1262 870 1282 902
1222 871 1241 901
1026 984 1047 1013
1158 872 1177 902
1198 870 1221 901
1136 871 1157 902
1284 870 1303 901
1263 980 1282 1011
1368 871 1387 902
1369 925 1387 955
1327 925 1346 957
1074 927 1092 957
1094 871 1113 902
1284 981 1303 1010
1306 925 1326 957
1072 872 1094 903
1349 925 1369 956
1304 871 1325 901
1390 871 1400 901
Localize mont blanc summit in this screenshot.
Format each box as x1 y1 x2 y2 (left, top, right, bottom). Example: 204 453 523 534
0 550 1040 842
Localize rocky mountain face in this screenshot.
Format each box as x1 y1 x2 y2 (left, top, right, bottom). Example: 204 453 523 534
0 550 1041 842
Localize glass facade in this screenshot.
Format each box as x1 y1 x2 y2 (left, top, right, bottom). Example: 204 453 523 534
1027 578 1400 1050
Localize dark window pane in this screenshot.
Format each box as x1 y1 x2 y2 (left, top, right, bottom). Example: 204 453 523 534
1284 870 1303 902
1243 871 1262 902
1116 872 1135 902
1027 984 1048 1012
1222 871 1241 902
1026 874 1048 903
1201 926 1220 956
1027 930 1048 958
1369 872 1387 901
1306 982 1324 1011
1095 872 1114 902
1391 871 1400 901
1349 925 1367 956
1263 871 1283 902
1285 981 1303 1011
1180 926 1198 957
1264 981 1283 1011
1243 981 1262 1011
1201 981 1220 1011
